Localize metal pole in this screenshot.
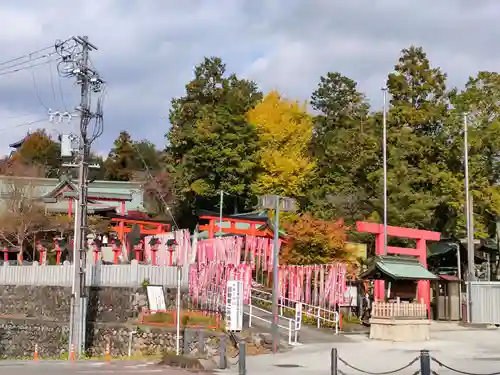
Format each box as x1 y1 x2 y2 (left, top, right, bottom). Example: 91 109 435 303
219 190 223 236
456 244 462 321
176 265 182 355
272 196 280 354
382 87 388 254
464 113 475 323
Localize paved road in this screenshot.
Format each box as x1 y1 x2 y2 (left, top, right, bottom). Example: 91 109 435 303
222 322 500 374
0 360 191 375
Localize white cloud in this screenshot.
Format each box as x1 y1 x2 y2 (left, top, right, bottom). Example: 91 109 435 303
0 0 498 154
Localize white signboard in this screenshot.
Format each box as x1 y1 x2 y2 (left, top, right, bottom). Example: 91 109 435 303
340 285 358 307
295 302 302 331
146 285 166 313
226 280 244 331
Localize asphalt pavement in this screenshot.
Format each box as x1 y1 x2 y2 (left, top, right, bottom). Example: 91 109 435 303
0 360 192 375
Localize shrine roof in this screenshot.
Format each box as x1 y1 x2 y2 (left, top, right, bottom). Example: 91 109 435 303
359 255 438 281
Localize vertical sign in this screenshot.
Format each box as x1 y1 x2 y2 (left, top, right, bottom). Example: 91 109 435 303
295 302 302 331
226 280 244 331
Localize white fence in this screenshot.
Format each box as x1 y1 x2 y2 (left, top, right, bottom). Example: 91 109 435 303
0 260 189 287
470 281 500 324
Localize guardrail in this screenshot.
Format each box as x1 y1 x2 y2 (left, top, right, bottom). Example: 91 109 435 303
250 287 339 335
248 290 296 345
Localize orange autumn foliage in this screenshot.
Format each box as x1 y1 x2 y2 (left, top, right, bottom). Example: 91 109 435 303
281 213 350 265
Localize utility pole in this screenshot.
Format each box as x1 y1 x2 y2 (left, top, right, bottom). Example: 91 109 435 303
61 36 100 358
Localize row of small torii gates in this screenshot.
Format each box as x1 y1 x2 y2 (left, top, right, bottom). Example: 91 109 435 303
12 212 440 310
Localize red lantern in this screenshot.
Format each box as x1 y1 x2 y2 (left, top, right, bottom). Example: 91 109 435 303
134 239 144 262
35 241 47 265
111 238 122 264
54 240 62 265
149 237 161 266
92 239 102 264
1 244 8 263
166 239 177 266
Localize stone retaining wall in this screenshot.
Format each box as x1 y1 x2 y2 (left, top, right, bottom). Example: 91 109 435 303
0 285 191 323
0 318 225 359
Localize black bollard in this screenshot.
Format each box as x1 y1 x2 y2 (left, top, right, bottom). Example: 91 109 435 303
420 349 431 375
331 348 338 375
238 342 246 375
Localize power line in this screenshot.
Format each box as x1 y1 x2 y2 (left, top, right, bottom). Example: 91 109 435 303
0 118 47 133
0 51 59 75
0 58 61 78
31 68 49 111
131 142 180 229
47 58 57 105
0 44 55 68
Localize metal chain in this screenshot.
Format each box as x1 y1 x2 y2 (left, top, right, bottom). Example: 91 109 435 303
431 357 500 375
338 356 419 375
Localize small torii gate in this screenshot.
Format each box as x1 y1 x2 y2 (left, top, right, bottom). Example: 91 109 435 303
356 221 441 312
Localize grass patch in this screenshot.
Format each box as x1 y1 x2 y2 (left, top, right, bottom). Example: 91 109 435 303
140 311 222 330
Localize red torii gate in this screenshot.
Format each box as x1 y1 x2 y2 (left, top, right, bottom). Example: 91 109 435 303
356 221 441 312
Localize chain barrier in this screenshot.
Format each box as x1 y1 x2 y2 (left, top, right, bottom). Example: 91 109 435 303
431 356 500 375
337 355 419 375
331 348 500 375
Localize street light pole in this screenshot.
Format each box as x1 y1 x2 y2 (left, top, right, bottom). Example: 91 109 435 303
463 113 475 323
382 87 388 254
258 194 296 353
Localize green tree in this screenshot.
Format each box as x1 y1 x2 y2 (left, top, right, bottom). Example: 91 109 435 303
445 71 500 238
166 57 262 227
308 72 377 225
345 46 453 235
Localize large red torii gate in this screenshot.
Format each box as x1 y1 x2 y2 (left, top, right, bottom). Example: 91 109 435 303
356 221 441 311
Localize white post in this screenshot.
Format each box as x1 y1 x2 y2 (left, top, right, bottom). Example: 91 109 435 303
248 294 253 328
288 319 292 345
382 87 388 254
175 266 182 355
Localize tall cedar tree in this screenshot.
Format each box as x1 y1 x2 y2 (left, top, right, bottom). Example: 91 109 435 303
104 131 136 181
374 46 452 233
308 72 377 225
166 57 262 228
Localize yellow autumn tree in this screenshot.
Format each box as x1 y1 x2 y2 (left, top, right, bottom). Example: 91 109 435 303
247 91 315 198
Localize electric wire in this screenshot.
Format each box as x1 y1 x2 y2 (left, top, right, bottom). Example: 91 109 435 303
0 44 55 68
31 65 49 111
0 58 61 78
47 58 57 105
0 51 59 75
131 142 180 229
0 118 47 134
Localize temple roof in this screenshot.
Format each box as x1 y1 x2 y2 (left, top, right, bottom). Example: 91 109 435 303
0 175 146 212
9 134 30 149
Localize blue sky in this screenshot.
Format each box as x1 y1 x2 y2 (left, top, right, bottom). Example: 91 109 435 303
0 0 498 156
